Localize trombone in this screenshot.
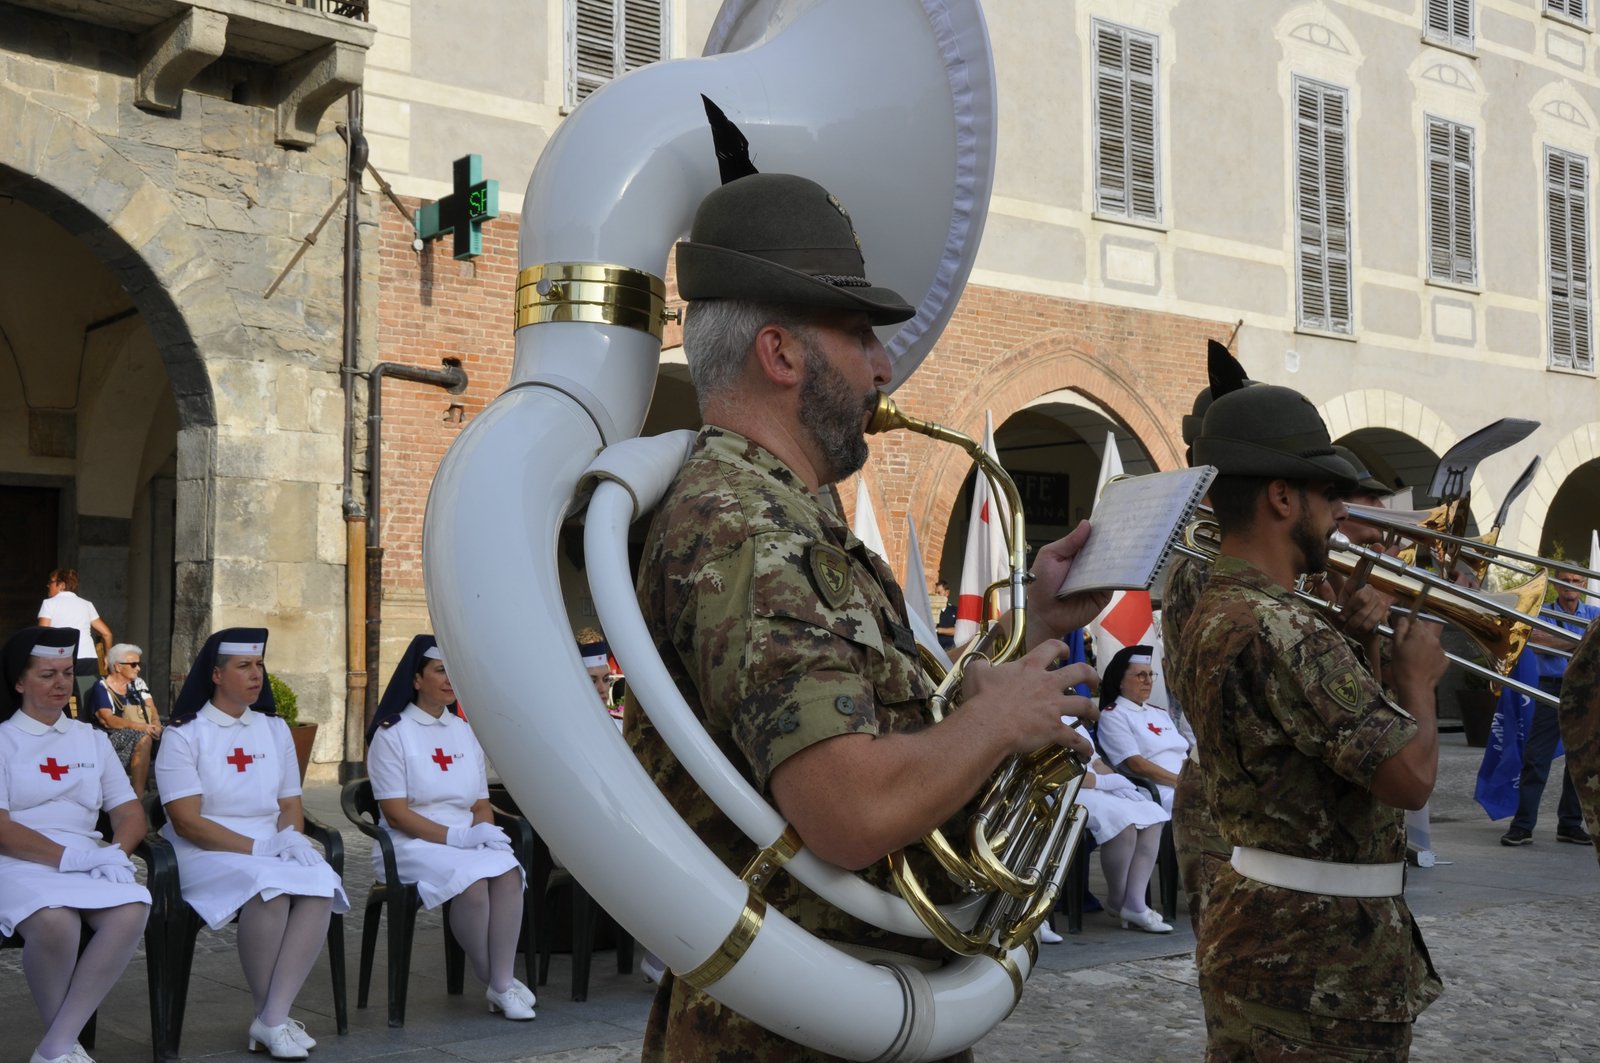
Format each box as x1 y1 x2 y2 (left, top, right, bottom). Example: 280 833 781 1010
1178 513 1583 708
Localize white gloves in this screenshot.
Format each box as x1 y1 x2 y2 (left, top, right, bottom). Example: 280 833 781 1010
446 822 512 851
91 863 137 884
252 827 319 863
59 844 135 876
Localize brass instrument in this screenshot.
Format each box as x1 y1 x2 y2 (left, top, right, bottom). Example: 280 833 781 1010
868 393 1088 953
1180 511 1581 707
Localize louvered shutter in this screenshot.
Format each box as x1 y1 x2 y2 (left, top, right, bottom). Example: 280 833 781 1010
1546 148 1594 371
1294 79 1353 333
1547 0 1588 23
568 1 666 106
1092 22 1161 223
1426 0 1473 49
1426 117 1476 286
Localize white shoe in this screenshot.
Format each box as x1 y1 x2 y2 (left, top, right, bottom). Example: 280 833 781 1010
29 1045 93 1063
248 1019 309 1060
641 953 666 984
284 1018 316 1050
507 978 537 1008
487 983 537 1020
1120 907 1173 934
1037 923 1064 944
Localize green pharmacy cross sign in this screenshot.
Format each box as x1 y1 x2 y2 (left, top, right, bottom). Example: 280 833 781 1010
415 154 499 260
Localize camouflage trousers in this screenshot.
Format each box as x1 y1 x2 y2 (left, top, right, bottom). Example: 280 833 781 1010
1172 765 1229 936
1200 981 1413 1061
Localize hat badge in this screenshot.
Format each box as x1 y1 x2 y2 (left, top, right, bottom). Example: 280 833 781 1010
826 193 862 251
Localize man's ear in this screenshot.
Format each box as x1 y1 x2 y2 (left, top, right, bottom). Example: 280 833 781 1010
1262 479 1297 520
751 324 806 389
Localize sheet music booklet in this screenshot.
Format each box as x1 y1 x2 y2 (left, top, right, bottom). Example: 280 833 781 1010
1055 465 1218 597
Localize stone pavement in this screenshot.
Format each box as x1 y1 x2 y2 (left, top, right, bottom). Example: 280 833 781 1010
5 732 1597 1061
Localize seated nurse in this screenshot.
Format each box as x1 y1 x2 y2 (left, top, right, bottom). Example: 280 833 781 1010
1093 643 1190 813
154 628 349 1060
366 634 533 1020
2 626 151 1063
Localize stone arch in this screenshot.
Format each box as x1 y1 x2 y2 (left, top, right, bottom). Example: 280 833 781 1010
904 332 1184 570
0 84 226 429
1515 422 1600 554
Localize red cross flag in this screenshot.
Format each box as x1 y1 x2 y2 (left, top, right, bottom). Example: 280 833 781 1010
1086 430 1171 710
954 412 1010 647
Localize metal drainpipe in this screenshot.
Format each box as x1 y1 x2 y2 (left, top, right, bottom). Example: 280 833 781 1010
340 89 370 782
364 359 470 740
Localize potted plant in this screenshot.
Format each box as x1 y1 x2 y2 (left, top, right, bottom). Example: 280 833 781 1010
270 673 318 781
1456 668 1498 749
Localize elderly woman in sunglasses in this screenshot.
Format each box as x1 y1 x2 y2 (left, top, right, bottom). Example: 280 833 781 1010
86 645 160 794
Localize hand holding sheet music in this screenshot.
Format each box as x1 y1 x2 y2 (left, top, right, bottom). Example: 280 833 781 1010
1055 466 1218 598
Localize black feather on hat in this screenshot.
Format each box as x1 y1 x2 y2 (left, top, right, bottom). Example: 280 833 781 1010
1207 339 1250 398
367 634 460 744
1098 644 1155 714
170 627 274 727
2 626 79 720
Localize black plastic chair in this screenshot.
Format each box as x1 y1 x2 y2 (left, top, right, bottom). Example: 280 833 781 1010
487 786 634 1002
340 778 537 1025
146 794 348 1054
2 806 176 1062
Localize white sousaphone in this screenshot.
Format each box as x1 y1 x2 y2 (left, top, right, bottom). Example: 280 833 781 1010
423 1 1029 1058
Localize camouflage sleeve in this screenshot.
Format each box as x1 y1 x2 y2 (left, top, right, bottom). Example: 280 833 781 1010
1559 624 1600 859
678 529 883 792
1265 620 1417 790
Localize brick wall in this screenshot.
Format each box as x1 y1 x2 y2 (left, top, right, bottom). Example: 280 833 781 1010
376 199 1224 612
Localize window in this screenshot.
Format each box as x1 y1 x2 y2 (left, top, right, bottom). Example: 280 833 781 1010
1546 0 1588 25
567 0 668 107
1426 117 1476 286
1293 78 1352 334
1425 0 1473 50
1546 147 1594 372
1092 21 1160 223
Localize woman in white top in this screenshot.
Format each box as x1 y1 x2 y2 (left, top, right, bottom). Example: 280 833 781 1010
154 628 349 1061
1095 643 1189 813
366 634 533 1020
35 570 113 715
2 626 151 1063
1071 720 1172 934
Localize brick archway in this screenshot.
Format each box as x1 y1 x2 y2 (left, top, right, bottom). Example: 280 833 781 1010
880 330 1194 575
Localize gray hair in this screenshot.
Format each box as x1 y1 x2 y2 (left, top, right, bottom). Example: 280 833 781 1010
108 643 142 666
682 299 818 412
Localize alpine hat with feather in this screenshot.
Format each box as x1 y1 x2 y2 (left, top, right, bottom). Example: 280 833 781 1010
1195 379 1359 487
676 173 915 326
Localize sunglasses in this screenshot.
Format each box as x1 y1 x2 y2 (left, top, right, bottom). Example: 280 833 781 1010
120 661 144 669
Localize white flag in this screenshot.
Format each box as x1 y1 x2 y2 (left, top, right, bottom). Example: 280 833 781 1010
852 476 890 569
954 412 1011 646
903 515 933 631
1589 529 1599 601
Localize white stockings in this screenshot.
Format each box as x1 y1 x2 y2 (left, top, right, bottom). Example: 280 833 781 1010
236 893 333 1027
21 901 148 1060
1099 825 1163 915
447 869 524 994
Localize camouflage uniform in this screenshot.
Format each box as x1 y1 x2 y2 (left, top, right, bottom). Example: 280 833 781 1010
1160 553 1230 936
626 426 968 1062
1559 623 1600 864
1175 556 1441 1059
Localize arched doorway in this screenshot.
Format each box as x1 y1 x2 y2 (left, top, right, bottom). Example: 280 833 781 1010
1540 458 1600 564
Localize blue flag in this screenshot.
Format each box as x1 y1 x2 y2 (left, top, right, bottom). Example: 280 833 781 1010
1474 650 1542 820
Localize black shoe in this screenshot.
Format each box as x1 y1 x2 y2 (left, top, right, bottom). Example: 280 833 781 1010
1500 826 1533 846
1557 825 1593 845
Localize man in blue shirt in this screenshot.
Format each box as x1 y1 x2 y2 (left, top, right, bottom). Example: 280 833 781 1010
1502 569 1600 846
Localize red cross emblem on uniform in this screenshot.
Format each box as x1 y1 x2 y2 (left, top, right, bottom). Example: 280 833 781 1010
226 748 253 772
39 757 69 781
1147 722 1164 736
431 748 454 771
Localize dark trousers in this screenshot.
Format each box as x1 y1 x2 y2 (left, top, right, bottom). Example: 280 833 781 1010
1511 675 1584 832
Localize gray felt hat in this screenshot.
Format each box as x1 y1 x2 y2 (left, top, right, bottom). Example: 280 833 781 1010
675 174 915 325
1195 385 1360 487
1332 445 1392 496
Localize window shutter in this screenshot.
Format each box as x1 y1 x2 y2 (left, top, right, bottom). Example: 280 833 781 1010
1294 79 1352 333
1092 21 1160 223
572 0 615 103
1425 0 1473 49
621 0 666 73
1548 0 1588 23
1547 148 1593 371
1426 117 1476 286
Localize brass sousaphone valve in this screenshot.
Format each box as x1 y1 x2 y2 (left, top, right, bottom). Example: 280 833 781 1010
868 393 1088 954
